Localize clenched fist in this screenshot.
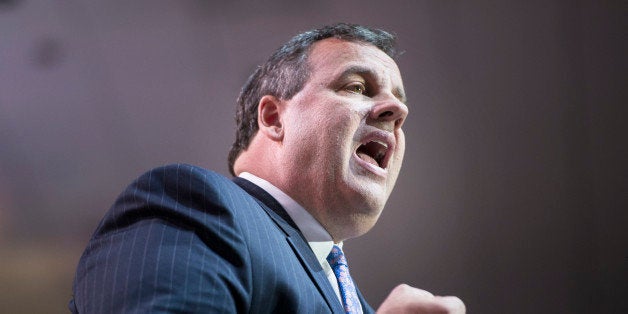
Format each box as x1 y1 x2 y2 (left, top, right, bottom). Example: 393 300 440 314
377 284 465 314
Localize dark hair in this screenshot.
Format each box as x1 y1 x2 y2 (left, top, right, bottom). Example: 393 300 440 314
228 23 397 175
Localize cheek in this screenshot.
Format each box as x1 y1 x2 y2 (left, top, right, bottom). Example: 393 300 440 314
388 130 406 183
396 130 406 161
287 97 362 160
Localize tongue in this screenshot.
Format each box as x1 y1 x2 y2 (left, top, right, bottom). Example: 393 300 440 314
357 152 379 167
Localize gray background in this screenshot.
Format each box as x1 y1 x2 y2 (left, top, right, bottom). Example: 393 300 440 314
1 1 626 313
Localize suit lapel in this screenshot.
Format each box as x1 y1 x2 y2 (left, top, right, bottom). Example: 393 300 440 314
233 177 345 313
356 286 375 314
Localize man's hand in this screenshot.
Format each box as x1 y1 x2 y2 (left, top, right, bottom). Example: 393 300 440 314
377 284 465 314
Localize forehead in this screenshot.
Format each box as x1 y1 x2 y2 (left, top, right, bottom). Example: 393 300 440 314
306 38 404 89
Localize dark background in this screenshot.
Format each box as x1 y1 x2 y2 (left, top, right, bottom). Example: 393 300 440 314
1 1 626 313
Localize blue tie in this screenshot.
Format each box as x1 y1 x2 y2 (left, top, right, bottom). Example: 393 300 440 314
327 245 363 314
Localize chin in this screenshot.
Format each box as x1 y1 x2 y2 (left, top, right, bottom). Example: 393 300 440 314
351 178 390 210
344 182 388 217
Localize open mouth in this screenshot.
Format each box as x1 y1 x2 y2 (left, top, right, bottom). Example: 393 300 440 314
356 140 389 169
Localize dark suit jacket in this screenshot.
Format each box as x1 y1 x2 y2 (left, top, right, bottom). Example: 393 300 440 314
70 164 374 313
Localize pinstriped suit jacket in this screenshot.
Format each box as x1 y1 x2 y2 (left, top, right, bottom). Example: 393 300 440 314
69 164 374 313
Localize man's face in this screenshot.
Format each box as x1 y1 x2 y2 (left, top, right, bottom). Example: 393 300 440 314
278 38 408 241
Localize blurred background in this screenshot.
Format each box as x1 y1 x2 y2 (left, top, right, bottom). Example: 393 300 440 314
1 1 626 313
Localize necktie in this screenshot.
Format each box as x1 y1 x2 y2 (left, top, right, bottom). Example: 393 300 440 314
327 245 363 314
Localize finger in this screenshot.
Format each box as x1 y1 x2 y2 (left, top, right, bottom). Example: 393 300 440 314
435 296 466 313
393 283 434 299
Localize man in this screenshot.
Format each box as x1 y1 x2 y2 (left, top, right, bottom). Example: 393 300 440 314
70 23 464 313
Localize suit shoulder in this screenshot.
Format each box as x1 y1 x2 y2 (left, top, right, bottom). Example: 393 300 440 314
138 163 230 184
95 164 253 236
129 164 240 195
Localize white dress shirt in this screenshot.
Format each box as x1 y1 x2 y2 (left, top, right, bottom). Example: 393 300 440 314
238 172 343 302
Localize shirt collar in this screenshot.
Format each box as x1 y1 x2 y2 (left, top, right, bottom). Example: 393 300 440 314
238 172 340 263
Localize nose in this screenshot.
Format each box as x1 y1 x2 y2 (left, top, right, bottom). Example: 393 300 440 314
368 95 408 131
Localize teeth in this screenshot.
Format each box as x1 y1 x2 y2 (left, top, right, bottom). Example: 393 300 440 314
373 140 388 149
356 140 389 169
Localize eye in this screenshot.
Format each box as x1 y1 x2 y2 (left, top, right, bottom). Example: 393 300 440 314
344 82 367 95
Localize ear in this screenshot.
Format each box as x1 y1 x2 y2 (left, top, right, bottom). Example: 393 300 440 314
257 95 284 141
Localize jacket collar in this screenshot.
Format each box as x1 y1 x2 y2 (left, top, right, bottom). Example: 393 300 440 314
233 177 345 313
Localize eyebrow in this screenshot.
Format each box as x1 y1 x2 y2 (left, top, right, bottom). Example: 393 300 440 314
336 65 407 104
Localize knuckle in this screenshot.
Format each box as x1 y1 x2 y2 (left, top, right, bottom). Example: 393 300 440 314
438 296 466 313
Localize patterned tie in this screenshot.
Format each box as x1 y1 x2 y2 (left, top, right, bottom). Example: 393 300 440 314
327 245 363 314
